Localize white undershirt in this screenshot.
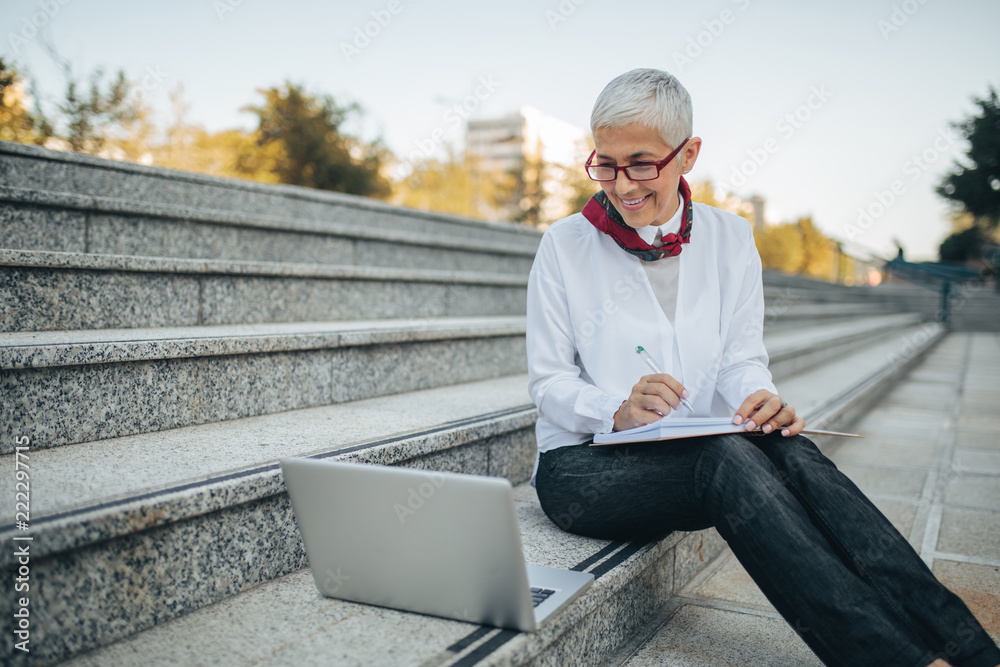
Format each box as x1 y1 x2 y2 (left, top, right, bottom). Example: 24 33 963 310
635 203 683 326
635 203 684 382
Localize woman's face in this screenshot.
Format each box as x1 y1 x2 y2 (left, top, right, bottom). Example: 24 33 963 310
592 124 701 230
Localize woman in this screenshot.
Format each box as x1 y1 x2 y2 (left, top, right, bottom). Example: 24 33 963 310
526 68 999 667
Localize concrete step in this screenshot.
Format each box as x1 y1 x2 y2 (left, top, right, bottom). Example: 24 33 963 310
0 141 542 248
0 184 537 275
0 316 527 451
0 249 528 332
761 301 890 332
766 312 926 380
0 323 945 665
0 311 923 452
0 375 538 665
777 321 947 432
62 491 708 667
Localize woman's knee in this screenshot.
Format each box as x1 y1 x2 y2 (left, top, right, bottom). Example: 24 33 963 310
751 432 835 478
694 434 788 505
696 433 774 477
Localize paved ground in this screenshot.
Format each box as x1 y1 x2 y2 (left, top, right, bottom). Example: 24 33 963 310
617 331 1000 665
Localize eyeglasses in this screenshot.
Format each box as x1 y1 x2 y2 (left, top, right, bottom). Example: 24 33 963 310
585 138 690 182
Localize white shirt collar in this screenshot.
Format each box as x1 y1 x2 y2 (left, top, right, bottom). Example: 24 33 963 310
635 199 685 247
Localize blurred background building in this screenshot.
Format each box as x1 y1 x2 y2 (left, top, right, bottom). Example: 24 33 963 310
466 106 591 227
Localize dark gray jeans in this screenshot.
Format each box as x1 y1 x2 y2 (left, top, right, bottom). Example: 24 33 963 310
535 432 1000 667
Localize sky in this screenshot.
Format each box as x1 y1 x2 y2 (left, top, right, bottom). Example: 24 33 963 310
3 0 998 261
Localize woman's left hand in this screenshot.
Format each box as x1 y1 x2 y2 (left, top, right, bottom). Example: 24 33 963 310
733 390 805 437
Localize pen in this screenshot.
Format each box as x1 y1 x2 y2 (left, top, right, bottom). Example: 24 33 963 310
636 346 695 413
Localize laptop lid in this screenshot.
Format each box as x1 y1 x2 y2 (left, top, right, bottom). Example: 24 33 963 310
280 458 588 631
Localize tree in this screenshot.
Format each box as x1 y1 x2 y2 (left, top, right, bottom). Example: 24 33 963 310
10 61 158 162
752 216 838 280
939 226 990 263
0 60 46 144
516 140 546 226
794 216 835 279
937 87 1000 229
688 179 721 208
153 83 285 183
391 148 516 220
242 82 390 198
563 163 598 215
44 67 142 155
754 223 804 275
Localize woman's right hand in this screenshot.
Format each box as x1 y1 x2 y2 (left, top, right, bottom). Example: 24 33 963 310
612 373 690 432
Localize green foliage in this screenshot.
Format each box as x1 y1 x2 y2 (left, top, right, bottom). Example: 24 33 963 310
939 225 989 262
242 82 390 198
62 68 134 153
3 64 390 199
937 86 1000 228
27 65 144 155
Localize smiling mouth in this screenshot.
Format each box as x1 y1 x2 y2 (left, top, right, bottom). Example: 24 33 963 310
619 194 650 208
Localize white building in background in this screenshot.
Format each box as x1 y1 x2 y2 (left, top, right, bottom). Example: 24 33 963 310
466 106 590 226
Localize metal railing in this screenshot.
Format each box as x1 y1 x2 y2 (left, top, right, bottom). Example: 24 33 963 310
882 256 995 326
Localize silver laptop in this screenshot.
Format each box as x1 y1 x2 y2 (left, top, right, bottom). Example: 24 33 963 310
279 457 593 632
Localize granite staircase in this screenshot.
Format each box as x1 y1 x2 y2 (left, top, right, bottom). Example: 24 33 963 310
0 140 945 665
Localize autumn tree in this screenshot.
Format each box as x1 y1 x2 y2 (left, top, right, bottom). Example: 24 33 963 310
391 148 516 220
753 216 837 281
242 82 390 198
688 179 720 207
794 217 835 279
152 83 284 183
754 223 804 276
0 60 46 144
516 141 546 226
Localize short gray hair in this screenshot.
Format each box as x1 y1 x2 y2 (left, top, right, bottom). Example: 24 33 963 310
590 68 693 148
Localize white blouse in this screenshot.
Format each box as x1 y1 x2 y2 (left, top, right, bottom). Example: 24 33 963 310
526 201 778 466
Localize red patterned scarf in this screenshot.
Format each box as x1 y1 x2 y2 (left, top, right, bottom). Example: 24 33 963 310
582 176 694 261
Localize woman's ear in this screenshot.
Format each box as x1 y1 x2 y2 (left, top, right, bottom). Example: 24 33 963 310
681 137 703 173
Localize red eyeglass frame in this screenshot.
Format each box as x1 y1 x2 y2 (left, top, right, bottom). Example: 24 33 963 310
585 137 690 182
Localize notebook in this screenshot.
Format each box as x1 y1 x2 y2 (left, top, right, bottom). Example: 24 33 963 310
279 457 594 632
592 416 861 445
